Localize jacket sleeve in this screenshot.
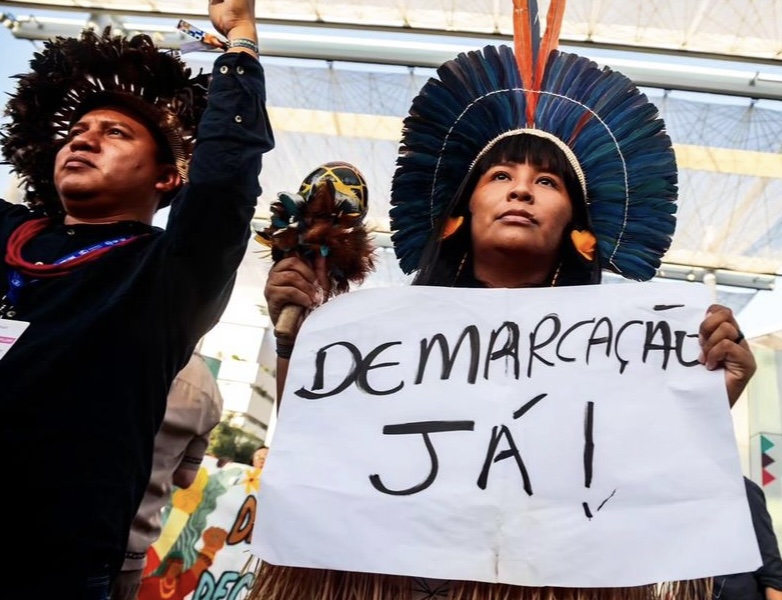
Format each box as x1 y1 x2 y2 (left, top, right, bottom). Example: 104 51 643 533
746 478 782 592
157 51 275 341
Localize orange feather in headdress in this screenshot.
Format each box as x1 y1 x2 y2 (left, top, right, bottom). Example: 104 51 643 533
513 0 567 125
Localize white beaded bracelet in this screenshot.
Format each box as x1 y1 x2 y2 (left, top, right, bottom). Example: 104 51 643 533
227 37 259 54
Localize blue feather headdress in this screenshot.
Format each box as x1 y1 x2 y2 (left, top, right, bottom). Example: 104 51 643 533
389 0 677 281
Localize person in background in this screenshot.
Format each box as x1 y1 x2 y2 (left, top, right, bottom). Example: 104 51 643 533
111 352 224 600
714 477 782 600
252 445 269 470
0 0 273 595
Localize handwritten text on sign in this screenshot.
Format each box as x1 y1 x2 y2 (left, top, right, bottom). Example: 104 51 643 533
254 283 759 587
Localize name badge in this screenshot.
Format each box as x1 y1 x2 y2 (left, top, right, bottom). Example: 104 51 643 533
0 319 30 360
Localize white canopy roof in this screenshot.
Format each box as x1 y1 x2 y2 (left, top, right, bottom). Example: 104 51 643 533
4 0 782 60
2 0 781 283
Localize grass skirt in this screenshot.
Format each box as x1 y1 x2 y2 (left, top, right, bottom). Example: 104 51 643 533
246 563 712 600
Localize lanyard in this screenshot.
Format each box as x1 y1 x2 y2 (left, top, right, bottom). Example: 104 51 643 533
6 235 133 306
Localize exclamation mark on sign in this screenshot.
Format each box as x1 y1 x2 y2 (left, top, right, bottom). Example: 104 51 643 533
584 401 595 488
582 401 595 519
582 401 616 520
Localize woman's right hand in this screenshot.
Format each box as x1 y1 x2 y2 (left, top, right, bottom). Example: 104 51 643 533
698 303 756 407
264 255 328 329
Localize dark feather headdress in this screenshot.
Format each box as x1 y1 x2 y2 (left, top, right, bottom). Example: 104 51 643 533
390 0 677 282
1 27 210 214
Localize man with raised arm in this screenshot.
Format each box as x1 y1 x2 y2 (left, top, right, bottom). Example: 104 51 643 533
0 0 273 596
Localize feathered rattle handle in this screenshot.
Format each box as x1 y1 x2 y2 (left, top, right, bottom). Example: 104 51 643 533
256 163 376 342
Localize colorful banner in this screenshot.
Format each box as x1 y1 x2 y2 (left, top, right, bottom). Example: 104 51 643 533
139 455 260 600
752 432 782 493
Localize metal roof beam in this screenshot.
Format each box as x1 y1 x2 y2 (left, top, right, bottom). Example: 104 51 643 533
4 12 782 101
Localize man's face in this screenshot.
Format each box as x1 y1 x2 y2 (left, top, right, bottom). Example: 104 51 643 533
54 107 177 222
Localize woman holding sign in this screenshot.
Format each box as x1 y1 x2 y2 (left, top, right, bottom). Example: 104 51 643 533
258 0 756 597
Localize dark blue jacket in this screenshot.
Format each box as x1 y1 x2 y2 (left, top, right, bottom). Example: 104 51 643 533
714 477 782 599
0 51 274 586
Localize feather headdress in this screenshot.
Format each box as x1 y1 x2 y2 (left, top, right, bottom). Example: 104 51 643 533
1 27 209 214
390 0 677 281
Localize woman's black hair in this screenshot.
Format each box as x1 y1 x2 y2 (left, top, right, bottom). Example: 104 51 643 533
412 133 601 288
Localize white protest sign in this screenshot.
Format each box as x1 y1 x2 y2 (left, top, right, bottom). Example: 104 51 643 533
254 282 760 587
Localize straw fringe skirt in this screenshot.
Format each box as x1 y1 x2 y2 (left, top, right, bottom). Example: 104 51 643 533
247 564 712 600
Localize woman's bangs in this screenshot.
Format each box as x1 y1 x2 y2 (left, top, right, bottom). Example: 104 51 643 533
482 135 570 176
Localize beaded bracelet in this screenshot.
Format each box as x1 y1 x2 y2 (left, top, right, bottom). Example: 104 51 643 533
227 37 259 54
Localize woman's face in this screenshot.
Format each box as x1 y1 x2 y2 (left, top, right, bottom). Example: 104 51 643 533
468 160 573 260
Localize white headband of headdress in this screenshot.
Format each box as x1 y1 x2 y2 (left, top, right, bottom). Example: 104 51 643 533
469 128 588 202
